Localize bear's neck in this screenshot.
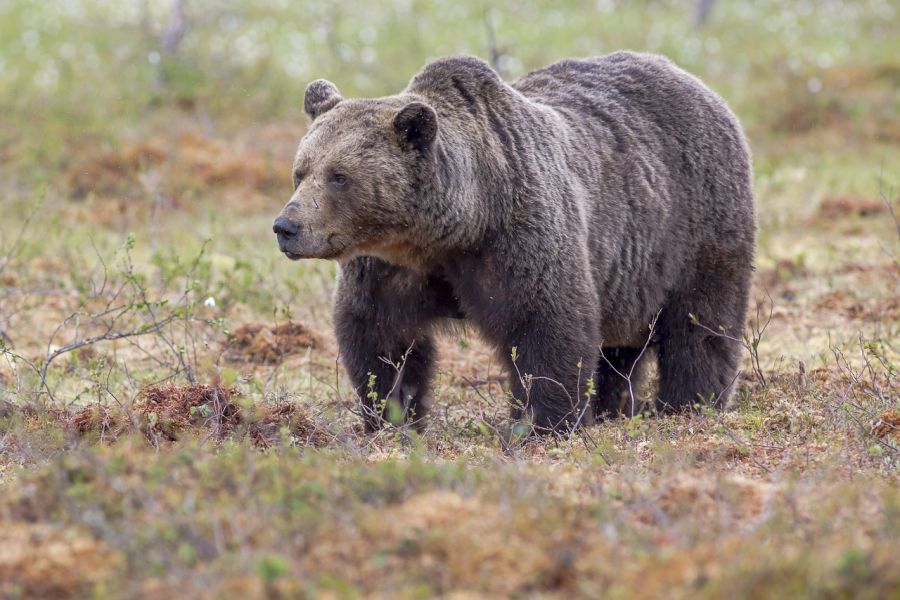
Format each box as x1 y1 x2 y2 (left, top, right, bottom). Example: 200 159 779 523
411 92 541 247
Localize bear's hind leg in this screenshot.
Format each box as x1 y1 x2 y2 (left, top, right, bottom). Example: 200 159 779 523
656 284 747 414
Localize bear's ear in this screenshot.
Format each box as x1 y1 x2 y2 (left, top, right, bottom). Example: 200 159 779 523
392 101 438 152
304 79 343 120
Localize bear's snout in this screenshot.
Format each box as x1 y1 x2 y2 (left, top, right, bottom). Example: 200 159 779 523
273 216 306 258
273 216 299 242
273 215 345 260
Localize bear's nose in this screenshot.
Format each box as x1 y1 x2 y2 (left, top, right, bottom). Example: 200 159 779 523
273 217 299 239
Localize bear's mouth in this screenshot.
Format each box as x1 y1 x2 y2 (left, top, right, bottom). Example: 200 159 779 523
281 243 348 261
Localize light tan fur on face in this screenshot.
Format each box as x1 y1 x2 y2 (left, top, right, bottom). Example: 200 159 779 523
276 98 430 262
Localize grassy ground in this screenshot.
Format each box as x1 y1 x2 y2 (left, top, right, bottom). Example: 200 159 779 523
1 0 898 598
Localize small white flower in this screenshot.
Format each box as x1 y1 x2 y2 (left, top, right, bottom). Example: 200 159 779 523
204 296 217 308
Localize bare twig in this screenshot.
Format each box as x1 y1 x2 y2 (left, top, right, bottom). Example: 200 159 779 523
599 309 661 417
483 7 503 76
162 0 188 54
0 190 44 277
693 0 716 27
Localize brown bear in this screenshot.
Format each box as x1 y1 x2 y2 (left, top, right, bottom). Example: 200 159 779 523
273 52 756 433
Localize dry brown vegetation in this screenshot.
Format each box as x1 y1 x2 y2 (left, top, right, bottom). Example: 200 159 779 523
51 383 330 450
0 522 120 599
226 322 321 364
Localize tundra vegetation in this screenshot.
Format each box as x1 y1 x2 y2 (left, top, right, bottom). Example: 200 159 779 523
0 1 898 598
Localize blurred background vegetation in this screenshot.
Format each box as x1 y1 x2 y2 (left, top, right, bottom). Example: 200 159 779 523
1 0 897 168
1 0 896 287
1 0 897 319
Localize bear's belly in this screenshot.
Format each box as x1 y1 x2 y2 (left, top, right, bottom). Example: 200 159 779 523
600 328 657 349
426 270 467 320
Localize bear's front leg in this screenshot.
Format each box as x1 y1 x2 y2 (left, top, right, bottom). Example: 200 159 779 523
333 258 442 432
500 312 599 434
340 328 436 432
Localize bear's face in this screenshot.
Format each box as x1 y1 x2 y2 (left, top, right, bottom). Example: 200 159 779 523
273 80 438 265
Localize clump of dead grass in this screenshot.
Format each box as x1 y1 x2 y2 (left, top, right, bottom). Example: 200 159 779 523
65 131 283 210
246 400 330 448
69 403 124 441
175 131 281 191
136 383 241 442
66 140 168 200
61 383 329 449
814 290 900 321
226 322 320 364
873 410 900 443
818 195 888 220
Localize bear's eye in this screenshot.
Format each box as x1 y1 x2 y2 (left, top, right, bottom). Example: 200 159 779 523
292 170 304 189
329 173 348 189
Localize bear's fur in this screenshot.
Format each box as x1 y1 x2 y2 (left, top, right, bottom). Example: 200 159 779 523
274 52 756 433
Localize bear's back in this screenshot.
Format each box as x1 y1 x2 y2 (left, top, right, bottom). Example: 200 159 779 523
513 51 740 140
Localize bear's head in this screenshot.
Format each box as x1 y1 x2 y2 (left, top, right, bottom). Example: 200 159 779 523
273 79 439 266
